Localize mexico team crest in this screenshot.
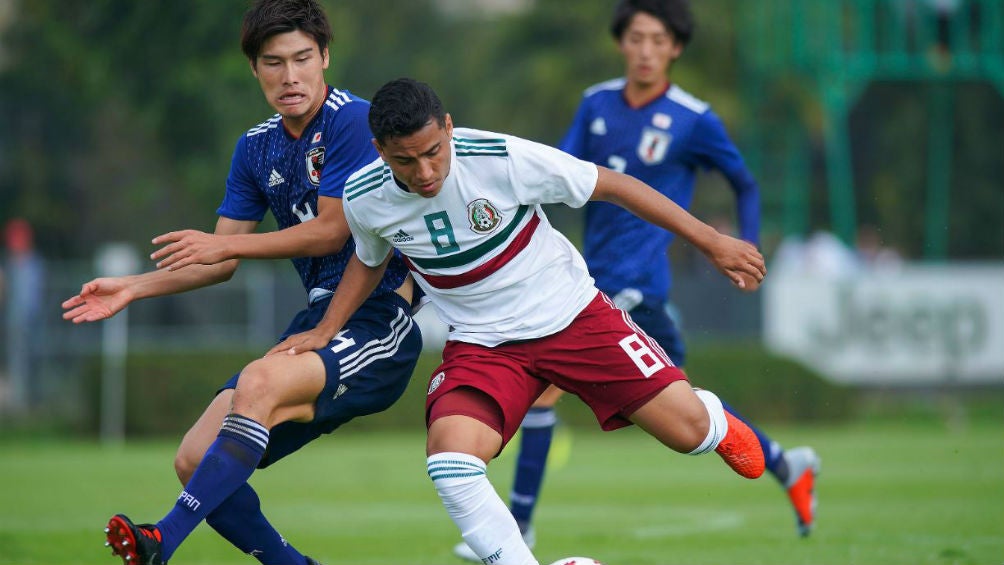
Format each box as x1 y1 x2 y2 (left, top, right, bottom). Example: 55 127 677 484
428 372 446 395
467 198 502 234
637 127 671 165
305 146 325 186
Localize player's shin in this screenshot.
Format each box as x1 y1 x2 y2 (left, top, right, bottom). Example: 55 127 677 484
427 452 539 565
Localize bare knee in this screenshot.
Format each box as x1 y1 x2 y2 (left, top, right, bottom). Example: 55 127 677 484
230 361 281 419
174 441 201 484
426 415 501 463
673 404 711 451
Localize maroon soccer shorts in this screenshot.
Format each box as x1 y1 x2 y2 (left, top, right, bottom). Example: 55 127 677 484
425 292 689 446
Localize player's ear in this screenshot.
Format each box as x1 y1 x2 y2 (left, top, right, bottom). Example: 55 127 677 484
669 40 684 63
372 138 385 160
320 47 330 70
249 58 259 78
444 113 453 137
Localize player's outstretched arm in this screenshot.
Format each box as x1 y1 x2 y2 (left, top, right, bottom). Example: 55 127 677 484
62 277 135 323
62 217 257 323
266 252 390 356
590 166 766 290
61 257 240 324
152 197 350 271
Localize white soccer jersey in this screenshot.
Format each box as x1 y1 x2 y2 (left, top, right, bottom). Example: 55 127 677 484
344 127 600 346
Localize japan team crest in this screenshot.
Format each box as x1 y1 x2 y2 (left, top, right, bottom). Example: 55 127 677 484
637 127 671 165
467 198 502 234
305 146 325 186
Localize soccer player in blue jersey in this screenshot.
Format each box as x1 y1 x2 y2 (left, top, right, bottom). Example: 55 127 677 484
61 2 421 565
452 1 820 559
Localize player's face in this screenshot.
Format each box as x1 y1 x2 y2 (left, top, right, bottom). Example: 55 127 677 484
374 114 454 198
252 30 330 135
618 11 682 89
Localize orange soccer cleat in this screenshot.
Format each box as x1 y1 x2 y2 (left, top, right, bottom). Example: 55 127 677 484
714 412 766 479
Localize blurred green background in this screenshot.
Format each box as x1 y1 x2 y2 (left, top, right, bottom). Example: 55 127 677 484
0 0 1000 438
0 1 1003 564
0 0 1001 437
2 0 1002 258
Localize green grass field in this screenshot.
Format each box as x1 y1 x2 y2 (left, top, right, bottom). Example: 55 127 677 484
1 421 1001 565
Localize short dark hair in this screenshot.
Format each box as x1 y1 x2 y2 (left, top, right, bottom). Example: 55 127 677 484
240 0 332 64
610 0 694 46
369 78 448 145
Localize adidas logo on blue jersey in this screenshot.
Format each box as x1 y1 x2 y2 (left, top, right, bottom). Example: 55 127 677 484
268 169 285 187
392 229 414 243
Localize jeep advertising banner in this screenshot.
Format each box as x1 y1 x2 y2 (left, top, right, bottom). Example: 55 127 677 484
764 265 1004 385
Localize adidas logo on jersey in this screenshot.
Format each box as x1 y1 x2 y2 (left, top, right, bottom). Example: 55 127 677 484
392 229 414 243
268 169 285 187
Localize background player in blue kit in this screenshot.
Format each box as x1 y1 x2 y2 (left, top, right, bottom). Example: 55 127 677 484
452 1 821 560
61 2 421 564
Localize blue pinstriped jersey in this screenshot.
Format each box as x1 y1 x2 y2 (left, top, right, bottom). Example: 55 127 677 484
559 79 760 301
217 86 408 298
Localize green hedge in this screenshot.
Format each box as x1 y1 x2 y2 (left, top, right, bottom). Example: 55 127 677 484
66 342 848 438
36 342 1004 439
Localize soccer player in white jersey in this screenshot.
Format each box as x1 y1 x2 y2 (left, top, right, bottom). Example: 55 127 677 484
61 2 421 564
270 77 768 565
451 2 821 557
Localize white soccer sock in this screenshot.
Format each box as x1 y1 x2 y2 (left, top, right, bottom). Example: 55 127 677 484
427 452 538 565
688 389 728 455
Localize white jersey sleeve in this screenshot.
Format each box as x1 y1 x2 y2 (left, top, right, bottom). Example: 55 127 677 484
503 134 598 209
343 161 394 267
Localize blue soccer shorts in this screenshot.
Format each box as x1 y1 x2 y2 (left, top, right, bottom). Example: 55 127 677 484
219 291 423 468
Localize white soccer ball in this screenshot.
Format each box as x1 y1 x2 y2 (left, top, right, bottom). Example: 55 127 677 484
546 558 604 565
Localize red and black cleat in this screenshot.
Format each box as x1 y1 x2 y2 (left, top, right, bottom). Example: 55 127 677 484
104 514 165 565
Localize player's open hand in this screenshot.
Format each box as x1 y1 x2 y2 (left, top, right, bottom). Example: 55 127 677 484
151 230 232 271
707 233 766 292
61 278 133 323
266 328 334 356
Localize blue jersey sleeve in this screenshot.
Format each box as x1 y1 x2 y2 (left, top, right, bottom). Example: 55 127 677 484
218 135 268 222
690 111 761 245
557 97 590 158
319 100 379 199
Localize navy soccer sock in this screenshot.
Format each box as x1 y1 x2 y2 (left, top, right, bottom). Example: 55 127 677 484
157 414 269 562
720 400 787 482
207 483 306 565
509 407 556 530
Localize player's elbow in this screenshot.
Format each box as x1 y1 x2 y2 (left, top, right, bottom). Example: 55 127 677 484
306 217 351 257
589 166 622 203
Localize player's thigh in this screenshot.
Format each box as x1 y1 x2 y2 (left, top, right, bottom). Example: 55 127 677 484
175 388 233 482
629 380 709 452
232 352 327 427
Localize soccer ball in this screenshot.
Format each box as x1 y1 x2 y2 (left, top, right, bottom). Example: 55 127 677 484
547 558 603 565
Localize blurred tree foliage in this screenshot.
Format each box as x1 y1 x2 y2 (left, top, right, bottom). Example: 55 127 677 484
0 0 1000 261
